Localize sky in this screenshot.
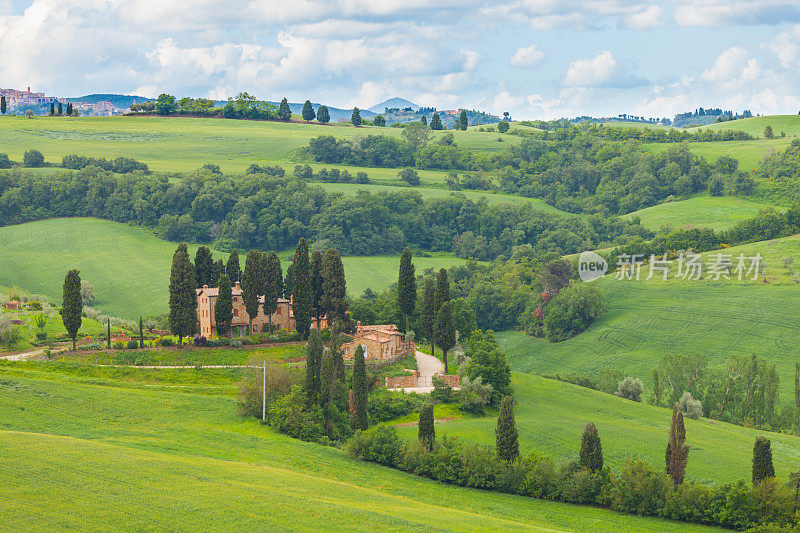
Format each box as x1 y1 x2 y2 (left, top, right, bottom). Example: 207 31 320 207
2 0 800 119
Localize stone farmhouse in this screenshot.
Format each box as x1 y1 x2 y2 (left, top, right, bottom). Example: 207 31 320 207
342 322 414 362
196 282 327 337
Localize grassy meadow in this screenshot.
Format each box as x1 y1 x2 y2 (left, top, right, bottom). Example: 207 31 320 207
622 195 779 231
0 115 517 175
0 218 471 318
0 364 719 532
695 115 800 138
394 373 800 485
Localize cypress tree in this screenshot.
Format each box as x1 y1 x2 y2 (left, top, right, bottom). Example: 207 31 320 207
278 97 292 121
226 249 240 285
351 107 362 126
284 262 295 299
319 350 335 407
215 273 233 337
263 251 283 332
241 250 265 335
293 238 312 339
421 277 436 357
418 403 435 451
310 250 324 329
458 109 468 131
430 112 442 130
397 247 416 335
496 395 519 461
666 405 689 485
351 345 368 430
62 269 82 350
50 102 55 115
795 362 799 437
753 436 775 483
435 302 455 374
139 317 144 348
66 102 73 115
305 330 323 404
420 115 427 126
168 243 197 346
107 318 111 349
579 422 603 472
58 102 63 115
1 96 6 115
322 248 347 330
302 100 315 122
212 259 225 287
434 268 450 315
194 246 214 287
317 105 330 125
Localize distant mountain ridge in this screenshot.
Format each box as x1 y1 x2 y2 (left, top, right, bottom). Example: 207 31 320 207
368 97 419 113
66 94 154 108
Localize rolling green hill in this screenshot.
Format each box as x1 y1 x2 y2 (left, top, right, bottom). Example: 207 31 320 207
643 139 792 170
395 373 800 485
0 365 717 532
500 235 800 403
622 196 779 231
0 218 469 318
0 115 517 175
695 115 800 137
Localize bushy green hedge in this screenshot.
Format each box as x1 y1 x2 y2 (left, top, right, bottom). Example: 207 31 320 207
347 426 799 531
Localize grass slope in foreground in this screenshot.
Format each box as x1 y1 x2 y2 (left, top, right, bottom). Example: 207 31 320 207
0 218 469 318
622 196 780 231
395 373 800 485
0 367 717 532
500 236 800 403
0 115 518 174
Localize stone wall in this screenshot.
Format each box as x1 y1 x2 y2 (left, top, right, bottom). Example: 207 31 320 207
385 371 420 389
434 374 461 388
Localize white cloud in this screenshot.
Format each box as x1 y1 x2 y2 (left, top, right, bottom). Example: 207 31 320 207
674 0 800 27
462 50 480 70
769 24 800 68
700 47 759 83
563 50 619 87
510 44 545 67
620 5 662 29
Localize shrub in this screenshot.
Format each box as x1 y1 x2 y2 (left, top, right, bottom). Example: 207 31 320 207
126 340 139 349
610 458 669 516
346 425 403 467
542 283 604 342
0 318 22 347
677 391 703 420
113 341 125 349
615 376 644 402
23 149 44 167
0 153 12 169
154 336 174 347
367 390 422 424
431 375 454 403
398 168 420 186
237 357 293 418
456 376 493 414
266 386 323 442
230 339 243 348
193 336 207 346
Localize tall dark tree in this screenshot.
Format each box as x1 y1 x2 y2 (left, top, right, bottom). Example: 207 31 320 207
194 246 215 287
1 95 6 115
310 250 325 329
284 262 295 299
62 269 82 350
458 109 468 131
496 395 519 461
421 277 436 357
58 102 63 115
322 248 347 330
397 247 416 335
212 259 225 287
106 318 111 349
168 243 197 346
139 317 144 348
292 238 312 339
215 273 233 337
418 403 435 451
435 302 455 374
420 115 427 126
666 405 689 485
241 250 265 335
351 345 369 430
50 102 55 115
753 436 775 483
263 251 283 332
305 330 323 404
430 112 442 130
579 422 603 472
301 100 315 122
278 97 292 121
317 105 330 125
66 102 73 115
226 249 240 285
434 268 450 315
351 107 362 126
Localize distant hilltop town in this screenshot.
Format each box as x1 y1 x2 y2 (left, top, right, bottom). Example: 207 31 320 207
0 87 128 116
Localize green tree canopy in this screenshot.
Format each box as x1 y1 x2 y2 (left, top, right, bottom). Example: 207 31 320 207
278 97 292 121
226 249 240 285
579 422 603 472
752 436 775 483
351 345 369 430
214 273 233 337
458 110 468 131
418 403 435 451
305 330 323 404
168 243 197 345
317 105 330 124
496 395 519 461
241 250 266 334
302 100 316 121
430 112 442 130
351 107 362 127
293 238 312 339
62 269 82 350
322 248 347 330
435 301 456 373
397 247 416 334
263 251 283 330
194 246 214 287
